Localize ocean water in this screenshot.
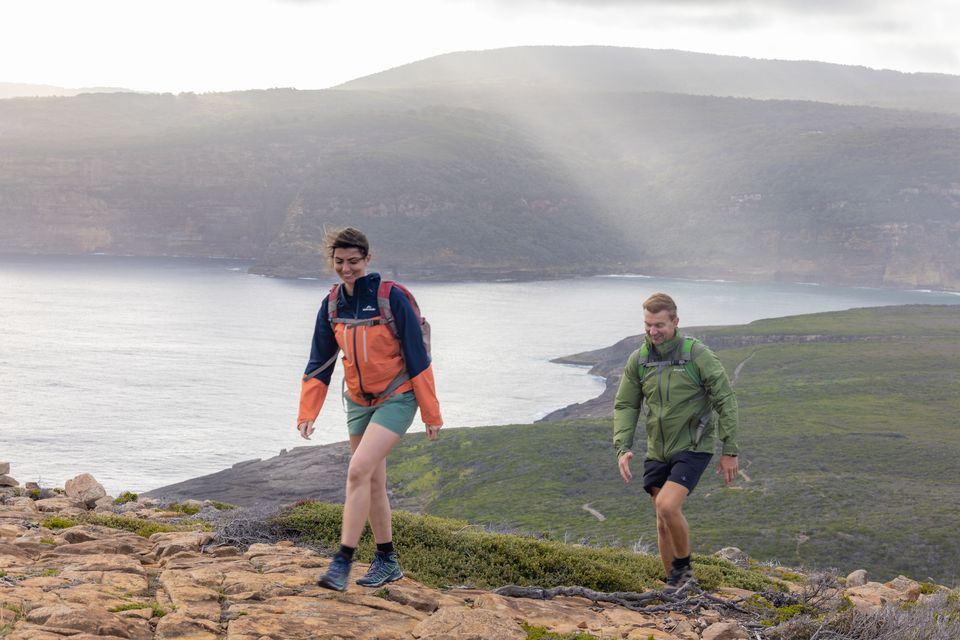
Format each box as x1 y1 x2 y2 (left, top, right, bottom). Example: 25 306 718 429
2 254 957 495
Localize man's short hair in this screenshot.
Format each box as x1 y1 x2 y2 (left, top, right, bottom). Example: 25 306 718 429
643 292 677 319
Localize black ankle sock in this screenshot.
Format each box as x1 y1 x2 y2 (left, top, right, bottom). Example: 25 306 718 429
335 545 355 562
376 541 395 555
672 555 691 570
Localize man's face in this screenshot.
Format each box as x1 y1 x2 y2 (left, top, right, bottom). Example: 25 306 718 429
644 309 679 345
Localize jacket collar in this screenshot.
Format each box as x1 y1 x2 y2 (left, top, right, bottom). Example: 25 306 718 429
646 332 683 357
338 272 381 304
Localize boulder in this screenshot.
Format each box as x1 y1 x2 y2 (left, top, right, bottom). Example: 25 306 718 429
93 496 116 512
25 603 152 639
714 547 750 568
702 621 750 639
846 569 868 587
34 496 85 514
0 462 9 474
0 475 18 487
64 474 106 507
885 575 921 602
845 582 902 613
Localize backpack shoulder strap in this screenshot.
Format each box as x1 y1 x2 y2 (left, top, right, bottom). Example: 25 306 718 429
636 342 651 379
637 342 651 364
326 284 340 324
377 280 399 339
681 337 704 389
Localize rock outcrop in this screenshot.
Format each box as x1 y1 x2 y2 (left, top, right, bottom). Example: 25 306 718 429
1 469 955 639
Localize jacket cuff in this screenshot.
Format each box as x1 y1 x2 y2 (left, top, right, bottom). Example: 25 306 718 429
298 377 328 424
411 367 443 426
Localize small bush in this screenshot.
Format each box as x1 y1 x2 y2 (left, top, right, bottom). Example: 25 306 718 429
114 491 139 505
42 514 209 538
167 503 201 515
522 622 599 639
208 501 237 511
41 517 74 530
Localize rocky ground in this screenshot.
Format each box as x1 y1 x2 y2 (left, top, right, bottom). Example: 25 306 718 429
0 467 953 639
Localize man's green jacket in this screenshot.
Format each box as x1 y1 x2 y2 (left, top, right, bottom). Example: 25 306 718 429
613 334 739 461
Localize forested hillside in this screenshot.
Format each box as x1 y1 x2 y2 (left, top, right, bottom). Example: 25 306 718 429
2 47 959 286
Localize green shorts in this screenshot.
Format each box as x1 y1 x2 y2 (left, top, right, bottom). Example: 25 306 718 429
346 391 418 437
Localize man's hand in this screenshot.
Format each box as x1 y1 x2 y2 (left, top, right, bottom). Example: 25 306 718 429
425 424 442 441
717 455 738 485
618 451 634 483
297 420 315 440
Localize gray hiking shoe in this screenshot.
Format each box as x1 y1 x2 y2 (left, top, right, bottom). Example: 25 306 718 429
318 554 352 592
356 551 404 587
665 564 697 593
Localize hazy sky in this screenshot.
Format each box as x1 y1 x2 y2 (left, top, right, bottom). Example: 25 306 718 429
3 0 958 93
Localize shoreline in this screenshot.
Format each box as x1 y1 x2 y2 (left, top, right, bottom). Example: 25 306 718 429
3 250 960 293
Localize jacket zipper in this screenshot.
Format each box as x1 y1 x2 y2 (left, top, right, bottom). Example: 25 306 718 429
656 365 666 460
352 325 369 403
346 292 371 404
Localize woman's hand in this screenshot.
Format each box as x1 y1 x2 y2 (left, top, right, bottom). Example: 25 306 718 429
297 420 315 440
425 424 442 441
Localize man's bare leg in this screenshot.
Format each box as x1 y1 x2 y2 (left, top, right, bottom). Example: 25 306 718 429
651 481 691 575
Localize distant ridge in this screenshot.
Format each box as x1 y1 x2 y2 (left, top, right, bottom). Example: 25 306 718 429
0 82 136 99
2 47 959 288
338 45 960 114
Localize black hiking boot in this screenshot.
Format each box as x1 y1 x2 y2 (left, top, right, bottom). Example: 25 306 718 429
664 564 697 593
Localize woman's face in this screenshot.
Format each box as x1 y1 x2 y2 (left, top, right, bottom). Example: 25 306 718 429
332 247 371 288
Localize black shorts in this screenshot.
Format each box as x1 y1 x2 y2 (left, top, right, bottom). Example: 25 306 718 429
643 451 713 496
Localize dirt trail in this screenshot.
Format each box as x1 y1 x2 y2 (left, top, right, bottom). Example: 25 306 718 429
731 351 756 385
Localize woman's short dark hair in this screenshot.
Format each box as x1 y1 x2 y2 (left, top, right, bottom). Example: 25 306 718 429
324 227 369 262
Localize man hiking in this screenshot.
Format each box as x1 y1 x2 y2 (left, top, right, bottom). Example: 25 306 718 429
614 292 740 590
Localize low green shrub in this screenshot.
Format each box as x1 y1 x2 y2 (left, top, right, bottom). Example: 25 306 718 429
167 503 201 515
114 491 139 505
522 622 599 639
42 514 209 538
273 502 771 592
41 517 73 530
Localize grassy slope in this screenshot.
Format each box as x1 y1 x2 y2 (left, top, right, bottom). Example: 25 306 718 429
387 305 960 584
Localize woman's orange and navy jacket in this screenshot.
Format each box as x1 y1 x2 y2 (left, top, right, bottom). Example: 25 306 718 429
298 272 442 426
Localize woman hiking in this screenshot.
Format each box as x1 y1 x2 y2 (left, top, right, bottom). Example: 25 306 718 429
296 227 443 591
